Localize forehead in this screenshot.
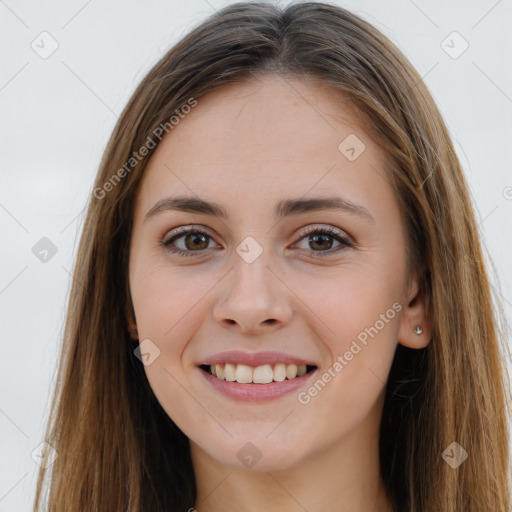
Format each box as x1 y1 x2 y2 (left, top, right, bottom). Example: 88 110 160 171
134 74 395 222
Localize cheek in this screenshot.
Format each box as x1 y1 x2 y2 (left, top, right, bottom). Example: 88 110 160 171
130 262 220 353
290 262 402 401
129 265 220 428
289 275 400 444
293 259 402 340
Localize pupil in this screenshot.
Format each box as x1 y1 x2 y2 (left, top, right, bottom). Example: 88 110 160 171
310 234 332 251
187 233 208 250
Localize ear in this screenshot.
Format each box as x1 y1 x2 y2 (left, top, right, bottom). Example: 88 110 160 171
397 271 432 349
126 299 139 341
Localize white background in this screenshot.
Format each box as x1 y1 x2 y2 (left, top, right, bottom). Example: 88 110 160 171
0 0 511 509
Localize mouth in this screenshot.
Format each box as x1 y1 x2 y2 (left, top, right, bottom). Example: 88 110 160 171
196 351 319 402
199 363 318 384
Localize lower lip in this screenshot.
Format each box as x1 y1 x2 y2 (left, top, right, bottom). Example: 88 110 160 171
198 367 317 402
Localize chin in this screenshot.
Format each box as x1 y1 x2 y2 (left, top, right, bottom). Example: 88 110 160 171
204 436 306 472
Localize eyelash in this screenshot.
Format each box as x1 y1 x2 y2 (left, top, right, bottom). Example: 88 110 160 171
161 225 353 258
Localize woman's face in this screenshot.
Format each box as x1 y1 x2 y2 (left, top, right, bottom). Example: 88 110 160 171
128 74 426 471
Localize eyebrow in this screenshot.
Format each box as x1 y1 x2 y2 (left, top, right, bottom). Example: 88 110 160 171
143 195 375 225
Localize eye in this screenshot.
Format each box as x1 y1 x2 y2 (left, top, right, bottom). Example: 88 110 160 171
161 226 218 257
293 225 352 257
161 225 352 258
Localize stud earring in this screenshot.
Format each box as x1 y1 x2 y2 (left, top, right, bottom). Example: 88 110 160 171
413 326 423 335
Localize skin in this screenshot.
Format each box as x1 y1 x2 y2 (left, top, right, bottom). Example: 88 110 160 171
127 73 431 512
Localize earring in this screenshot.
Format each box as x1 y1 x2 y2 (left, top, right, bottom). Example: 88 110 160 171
413 326 423 335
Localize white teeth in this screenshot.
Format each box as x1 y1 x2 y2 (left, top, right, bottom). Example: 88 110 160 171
224 363 236 382
273 364 287 382
253 364 273 384
208 363 313 383
235 364 253 384
286 364 297 379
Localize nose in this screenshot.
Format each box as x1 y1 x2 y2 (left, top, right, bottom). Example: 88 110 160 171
212 250 293 335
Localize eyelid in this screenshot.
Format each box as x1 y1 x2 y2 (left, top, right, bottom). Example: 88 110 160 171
294 224 351 243
163 223 350 241
164 223 216 239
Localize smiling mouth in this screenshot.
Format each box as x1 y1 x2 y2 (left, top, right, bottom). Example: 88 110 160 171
199 363 317 384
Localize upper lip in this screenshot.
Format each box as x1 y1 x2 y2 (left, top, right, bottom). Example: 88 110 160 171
198 350 318 368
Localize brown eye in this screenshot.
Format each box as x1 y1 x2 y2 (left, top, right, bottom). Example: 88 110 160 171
162 225 352 258
182 232 209 250
294 226 352 256
308 233 335 251
162 228 217 257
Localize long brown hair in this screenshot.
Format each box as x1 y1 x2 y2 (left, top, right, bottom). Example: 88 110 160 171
32 2 511 511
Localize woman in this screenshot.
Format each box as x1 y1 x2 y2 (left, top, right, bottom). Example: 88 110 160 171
32 2 511 511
